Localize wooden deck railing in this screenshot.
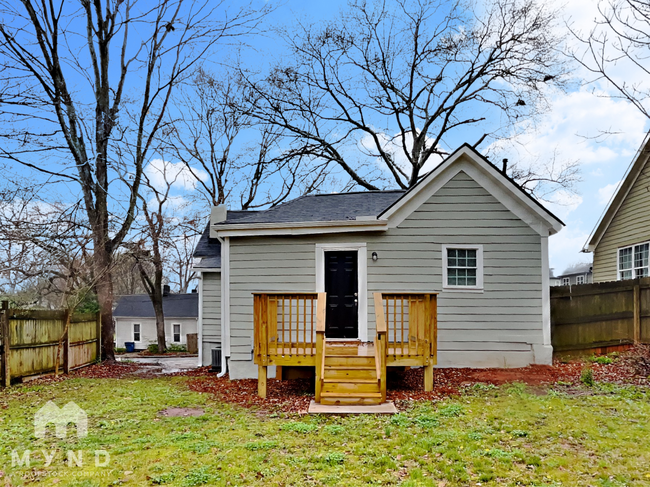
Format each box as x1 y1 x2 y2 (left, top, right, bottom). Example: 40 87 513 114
374 292 438 391
373 293 387 401
254 292 326 398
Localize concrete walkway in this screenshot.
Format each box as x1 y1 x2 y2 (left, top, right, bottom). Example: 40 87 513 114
116 355 200 374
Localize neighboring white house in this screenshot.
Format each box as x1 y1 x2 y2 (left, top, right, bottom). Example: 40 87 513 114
114 290 198 350
551 263 593 287
193 144 564 378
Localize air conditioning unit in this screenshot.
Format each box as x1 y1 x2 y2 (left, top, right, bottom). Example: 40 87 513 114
210 348 222 374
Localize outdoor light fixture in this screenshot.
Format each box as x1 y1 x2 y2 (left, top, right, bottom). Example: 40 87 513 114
372 252 378 261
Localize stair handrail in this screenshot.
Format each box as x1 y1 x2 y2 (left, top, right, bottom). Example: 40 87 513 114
373 292 388 402
315 292 327 402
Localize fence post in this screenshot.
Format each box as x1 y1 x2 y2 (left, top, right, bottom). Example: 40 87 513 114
1 301 10 387
63 311 70 374
95 312 102 362
634 283 641 343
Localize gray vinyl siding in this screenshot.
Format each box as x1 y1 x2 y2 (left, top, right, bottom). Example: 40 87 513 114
201 271 221 365
593 159 650 282
227 171 543 368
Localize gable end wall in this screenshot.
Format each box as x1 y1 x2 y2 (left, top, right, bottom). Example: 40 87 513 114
594 159 650 282
225 171 545 378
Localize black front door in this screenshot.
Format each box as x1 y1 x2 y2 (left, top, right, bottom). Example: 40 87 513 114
324 250 358 338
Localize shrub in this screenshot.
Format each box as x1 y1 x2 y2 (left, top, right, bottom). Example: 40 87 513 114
591 355 614 365
148 343 159 354
581 365 595 387
167 343 188 352
115 347 126 354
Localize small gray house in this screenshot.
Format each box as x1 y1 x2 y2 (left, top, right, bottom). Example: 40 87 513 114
114 291 198 350
193 144 564 402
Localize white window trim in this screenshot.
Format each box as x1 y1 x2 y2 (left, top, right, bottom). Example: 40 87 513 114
132 323 142 343
576 275 585 285
562 277 570 286
442 244 484 293
315 243 368 342
617 240 650 280
172 323 182 343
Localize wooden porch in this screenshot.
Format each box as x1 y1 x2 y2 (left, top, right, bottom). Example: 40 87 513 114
253 291 437 405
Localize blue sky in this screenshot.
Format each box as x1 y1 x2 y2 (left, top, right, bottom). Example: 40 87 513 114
5 0 650 276
254 0 650 274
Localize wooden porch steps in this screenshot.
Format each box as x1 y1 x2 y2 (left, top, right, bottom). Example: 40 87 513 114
319 341 383 406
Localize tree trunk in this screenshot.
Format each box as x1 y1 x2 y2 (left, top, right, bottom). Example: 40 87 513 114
153 295 166 354
92 240 115 361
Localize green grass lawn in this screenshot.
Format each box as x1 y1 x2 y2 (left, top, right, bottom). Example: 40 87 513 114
1 378 650 486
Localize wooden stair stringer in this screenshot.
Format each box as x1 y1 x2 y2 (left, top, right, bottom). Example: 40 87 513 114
318 341 383 406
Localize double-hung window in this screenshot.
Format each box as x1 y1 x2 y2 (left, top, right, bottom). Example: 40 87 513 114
576 275 585 285
618 242 649 280
133 323 141 342
442 245 483 291
562 277 570 286
173 324 181 343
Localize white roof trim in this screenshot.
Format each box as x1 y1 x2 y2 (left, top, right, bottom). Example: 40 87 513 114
380 145 563 236
214 219 387 237
585 133 650 252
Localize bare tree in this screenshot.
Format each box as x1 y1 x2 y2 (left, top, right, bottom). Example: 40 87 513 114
243 0 570 191
0 186 97 310
572 0 650 120
126 161 203 353
0 0 269 359
167 67 330 209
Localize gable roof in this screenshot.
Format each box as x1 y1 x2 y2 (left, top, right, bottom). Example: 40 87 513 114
114 293 198 319
379 143 564 230
557 262 593 277
211 143 564 238
192 210 252 269
585 132 650 252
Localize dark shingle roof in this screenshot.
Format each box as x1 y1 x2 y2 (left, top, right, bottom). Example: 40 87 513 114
114 293 198 318
192 210 253 264
218 191 405 226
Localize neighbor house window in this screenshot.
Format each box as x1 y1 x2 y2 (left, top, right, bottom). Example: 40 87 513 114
133 323 141 342
562 277 570 286
576 275 585 285
173 324 181 343
618 242 649 279
442 245 483 290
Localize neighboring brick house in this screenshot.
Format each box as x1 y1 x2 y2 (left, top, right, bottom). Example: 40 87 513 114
585 134 650 282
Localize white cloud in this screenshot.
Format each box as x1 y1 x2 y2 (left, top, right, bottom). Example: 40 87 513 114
144 159 208 192
544 190 583 220
549 227 592 274
597 180 621 205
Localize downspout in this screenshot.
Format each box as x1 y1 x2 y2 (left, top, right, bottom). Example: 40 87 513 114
216 235 230 377
197 272 204 368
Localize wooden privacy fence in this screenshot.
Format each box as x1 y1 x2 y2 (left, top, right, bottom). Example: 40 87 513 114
0 302 101 386
551 277 650 352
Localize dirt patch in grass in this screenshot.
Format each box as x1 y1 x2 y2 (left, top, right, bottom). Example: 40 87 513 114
158 407 205 417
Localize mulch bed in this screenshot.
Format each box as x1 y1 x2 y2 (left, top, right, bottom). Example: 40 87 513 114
18 346 650 413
